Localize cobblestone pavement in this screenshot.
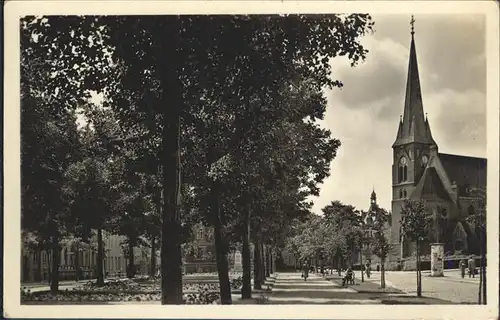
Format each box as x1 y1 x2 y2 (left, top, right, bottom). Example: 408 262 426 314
360 270 480 304
266 273 385 304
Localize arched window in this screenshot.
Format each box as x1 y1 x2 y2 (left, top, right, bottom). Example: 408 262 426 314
399 189 403 198
468 205 474 215
403 189 407 198
399 157 408 182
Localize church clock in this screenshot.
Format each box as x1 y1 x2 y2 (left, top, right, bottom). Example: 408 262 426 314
421 155 429 166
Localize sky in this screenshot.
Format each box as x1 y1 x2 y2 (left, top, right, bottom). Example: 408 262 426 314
309 14 486 215
82 14 486 215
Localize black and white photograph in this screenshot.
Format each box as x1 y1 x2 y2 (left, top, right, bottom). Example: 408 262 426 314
4 1 499 319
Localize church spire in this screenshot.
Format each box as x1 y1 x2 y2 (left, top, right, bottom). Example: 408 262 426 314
393 15 436 148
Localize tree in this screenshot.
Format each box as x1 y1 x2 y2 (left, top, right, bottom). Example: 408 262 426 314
322 201 362 272
369 204 391 289
399 199 433 297
21 22 83 292
21 14 374 303
466 187 486 304
64 107 124 286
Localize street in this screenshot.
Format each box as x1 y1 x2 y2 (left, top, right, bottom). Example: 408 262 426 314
357 269 480 304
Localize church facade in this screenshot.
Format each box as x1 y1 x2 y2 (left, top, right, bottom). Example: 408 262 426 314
389 22 487 261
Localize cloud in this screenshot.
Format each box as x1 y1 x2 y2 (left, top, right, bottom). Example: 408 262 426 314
310 14 486 215
427 89 486 157
328 37 408 107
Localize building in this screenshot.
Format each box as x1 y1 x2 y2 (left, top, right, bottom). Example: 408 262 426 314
21 231 152 282
182 224 217 274
389 18 486 261
358 190 391 267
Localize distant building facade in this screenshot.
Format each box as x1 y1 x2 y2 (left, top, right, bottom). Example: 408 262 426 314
21 231 152 282
357 190 391 267
389 23 486 262
182 224 217 274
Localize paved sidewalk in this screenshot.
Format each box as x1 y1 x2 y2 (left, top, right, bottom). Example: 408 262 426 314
362 271 479 304
267 272 384 304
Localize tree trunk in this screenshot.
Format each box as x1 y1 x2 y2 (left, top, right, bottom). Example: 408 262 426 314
253 240 262 290
478 263 482 304
241 209 252 299
360 250 364 282
212 187 232 304
150 236 156 276
269 248 274 274
50 242 60 294
160 108 183 304
74 244 80 282
416 239 422 297
380 258 386 288
482 264 486 304
96 228 105 286
481 232 486 304
47 250 52 285
35 249 42 281
265 246 271 278
159 20 183 305
260 242 266 280
127 241 135 278
337 255 342 276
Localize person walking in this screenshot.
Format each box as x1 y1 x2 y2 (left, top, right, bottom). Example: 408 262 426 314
365 263 371 279
460 259 467 278
467 256 476 278
301 260 310 282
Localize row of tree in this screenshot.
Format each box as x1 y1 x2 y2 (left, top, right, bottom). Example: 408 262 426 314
285 195 486 303
20 15 375 304
285 200 391 288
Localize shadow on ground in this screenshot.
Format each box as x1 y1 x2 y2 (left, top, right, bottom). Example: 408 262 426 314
266 273 456 305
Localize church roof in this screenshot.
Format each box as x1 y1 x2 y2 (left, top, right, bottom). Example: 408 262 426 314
438 153 487 189
393 27 436 148
411 166 453 201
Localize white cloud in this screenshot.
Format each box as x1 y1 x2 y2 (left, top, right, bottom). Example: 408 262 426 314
310 14 486 215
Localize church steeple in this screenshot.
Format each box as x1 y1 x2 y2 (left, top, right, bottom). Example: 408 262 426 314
370 188 377 204
393 16 436 148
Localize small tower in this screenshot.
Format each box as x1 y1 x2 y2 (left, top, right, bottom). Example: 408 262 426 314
370 188 377 205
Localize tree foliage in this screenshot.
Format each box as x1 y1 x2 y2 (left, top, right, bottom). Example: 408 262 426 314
20 14 375 303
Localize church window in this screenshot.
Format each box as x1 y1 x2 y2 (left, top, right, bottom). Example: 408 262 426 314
467 205 474 215
398 157 408 183
416 148 420 158
403 189 407 198
399 189 403 198
438 206 447 217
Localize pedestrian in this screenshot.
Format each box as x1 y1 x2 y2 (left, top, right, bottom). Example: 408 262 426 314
301 260 309 282
365 263 371 278
376 264 380 272
460 259 467 278
342 266 354 286
467 256 476 278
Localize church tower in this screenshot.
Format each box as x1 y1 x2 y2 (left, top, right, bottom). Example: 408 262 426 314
370 189 377 206
390 16 438 255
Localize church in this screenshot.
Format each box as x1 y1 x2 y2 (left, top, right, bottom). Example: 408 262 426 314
389 18 487 261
